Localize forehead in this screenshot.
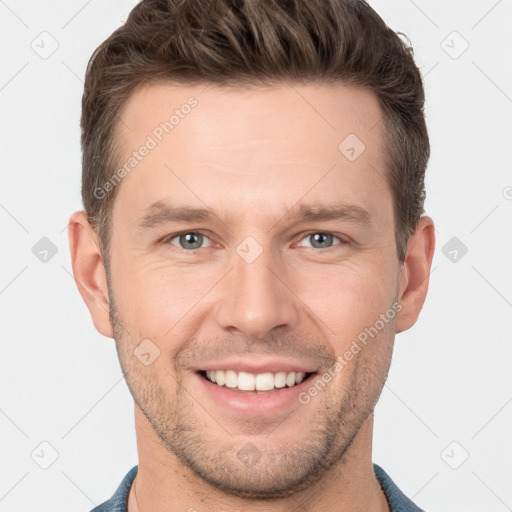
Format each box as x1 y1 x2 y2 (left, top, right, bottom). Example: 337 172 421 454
117 81 383 151
111 81 389 226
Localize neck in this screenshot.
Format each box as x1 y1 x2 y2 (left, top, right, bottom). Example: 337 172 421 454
129 408 389 512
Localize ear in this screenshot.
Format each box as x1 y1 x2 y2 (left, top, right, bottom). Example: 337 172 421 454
395 215 436 334
68 210 114 338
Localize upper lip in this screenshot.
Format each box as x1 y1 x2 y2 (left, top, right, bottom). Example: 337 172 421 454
192 357 318 374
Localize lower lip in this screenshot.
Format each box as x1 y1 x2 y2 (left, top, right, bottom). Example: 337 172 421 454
194 372 315 416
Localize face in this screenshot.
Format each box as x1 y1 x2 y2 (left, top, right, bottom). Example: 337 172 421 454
105 82 404 497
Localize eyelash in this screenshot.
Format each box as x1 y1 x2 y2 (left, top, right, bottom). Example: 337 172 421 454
162 230 349 251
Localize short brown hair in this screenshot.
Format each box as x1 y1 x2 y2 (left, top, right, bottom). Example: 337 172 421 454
81 0 429 264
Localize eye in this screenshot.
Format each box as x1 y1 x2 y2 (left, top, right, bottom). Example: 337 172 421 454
296 232 346 249
166 232 212 250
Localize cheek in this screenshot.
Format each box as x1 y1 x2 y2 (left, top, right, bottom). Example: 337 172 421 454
110 256 221 339
292 260 397 345
110 237 399 347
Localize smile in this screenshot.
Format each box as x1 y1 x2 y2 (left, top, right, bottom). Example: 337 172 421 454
199 370 314 393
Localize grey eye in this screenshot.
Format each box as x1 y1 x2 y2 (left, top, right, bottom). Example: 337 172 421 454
169 232 209 250
297 232 342 249
309 233 334 249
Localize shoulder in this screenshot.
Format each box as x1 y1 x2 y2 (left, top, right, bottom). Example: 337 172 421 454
89 466 138 512
373 463 425 512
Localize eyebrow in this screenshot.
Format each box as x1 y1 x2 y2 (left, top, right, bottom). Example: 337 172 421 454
280 203 372 226
136 201 373 230
137 202 215 229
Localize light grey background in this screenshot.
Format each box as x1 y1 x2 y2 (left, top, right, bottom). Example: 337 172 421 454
1 1 511 511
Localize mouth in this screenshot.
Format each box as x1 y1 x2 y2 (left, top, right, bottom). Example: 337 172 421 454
192 359 321 415
197 369 317 394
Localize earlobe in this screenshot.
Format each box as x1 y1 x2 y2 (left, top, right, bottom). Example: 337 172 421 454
395 216 436 334
68 210 114 338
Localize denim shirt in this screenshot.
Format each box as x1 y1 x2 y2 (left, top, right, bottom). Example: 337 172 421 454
90 463 424 512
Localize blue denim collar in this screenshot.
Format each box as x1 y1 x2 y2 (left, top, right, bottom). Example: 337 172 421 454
91 463 423 511
374 463 425 511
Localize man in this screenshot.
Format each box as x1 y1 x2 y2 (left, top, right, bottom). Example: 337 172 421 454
68 0 435 510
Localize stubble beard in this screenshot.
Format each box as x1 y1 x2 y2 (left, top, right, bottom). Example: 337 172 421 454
107 285 395 499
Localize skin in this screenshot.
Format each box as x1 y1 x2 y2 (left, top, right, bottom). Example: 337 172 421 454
69 82 435 512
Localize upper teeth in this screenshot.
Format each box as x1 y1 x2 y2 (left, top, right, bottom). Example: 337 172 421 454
205 370 307 391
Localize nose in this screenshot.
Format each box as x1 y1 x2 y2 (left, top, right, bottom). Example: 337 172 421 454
213 243 301 340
